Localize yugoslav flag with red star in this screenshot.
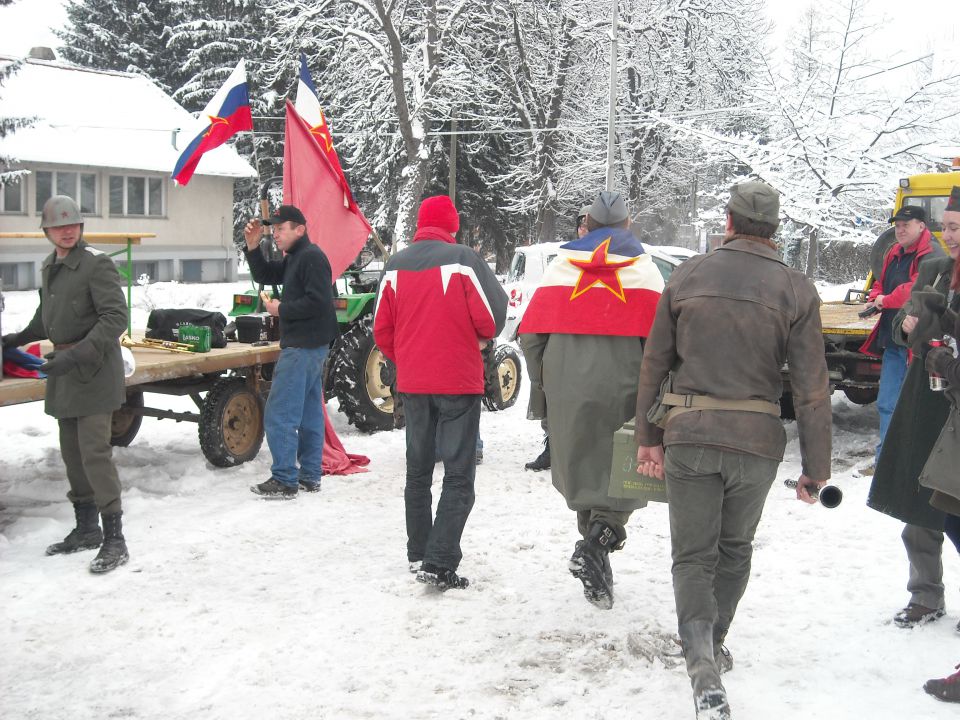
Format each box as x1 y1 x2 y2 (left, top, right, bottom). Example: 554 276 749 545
172 60 253 186
518 227 664 337
295 52 357 210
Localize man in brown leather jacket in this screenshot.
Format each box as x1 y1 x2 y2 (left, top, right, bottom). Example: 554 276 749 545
634 181 832 720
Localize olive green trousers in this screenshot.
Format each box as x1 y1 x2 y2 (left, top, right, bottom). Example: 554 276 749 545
59 413 122 515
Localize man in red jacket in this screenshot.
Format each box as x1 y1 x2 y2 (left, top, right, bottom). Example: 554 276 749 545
860 205 944 465
374 195 508 590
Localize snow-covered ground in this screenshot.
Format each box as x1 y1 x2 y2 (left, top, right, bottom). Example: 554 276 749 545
1 281 958 720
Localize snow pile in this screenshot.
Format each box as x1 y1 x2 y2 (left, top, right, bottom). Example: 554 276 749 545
1 282 958 720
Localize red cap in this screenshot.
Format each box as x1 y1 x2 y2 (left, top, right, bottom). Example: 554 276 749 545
417 195 460 234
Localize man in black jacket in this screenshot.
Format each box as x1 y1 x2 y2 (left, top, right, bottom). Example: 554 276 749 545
242 205 337 498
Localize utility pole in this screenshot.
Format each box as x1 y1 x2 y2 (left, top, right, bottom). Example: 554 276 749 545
448 112 458 201
605 0 619 191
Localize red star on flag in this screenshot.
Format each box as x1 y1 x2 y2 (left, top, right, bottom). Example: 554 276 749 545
309 109 334 152
203 115 229 138
567 237 638 302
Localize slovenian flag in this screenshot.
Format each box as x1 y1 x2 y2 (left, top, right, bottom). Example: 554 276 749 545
518 228 664 337
172 60 254 186
294 52 354 207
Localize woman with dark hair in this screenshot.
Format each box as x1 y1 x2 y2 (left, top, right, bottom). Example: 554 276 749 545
867 188 960 630
917 187 960 703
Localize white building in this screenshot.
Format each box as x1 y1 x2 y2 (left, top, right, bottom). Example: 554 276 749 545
0 52 256 290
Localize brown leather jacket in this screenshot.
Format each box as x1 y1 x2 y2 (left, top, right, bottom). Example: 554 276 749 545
634 237 832 480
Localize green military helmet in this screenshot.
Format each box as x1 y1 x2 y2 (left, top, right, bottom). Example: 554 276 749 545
40 195 83 229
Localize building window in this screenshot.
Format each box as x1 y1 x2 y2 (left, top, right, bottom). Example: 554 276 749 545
181 260 202 283
0 179 25 213
35 170 98 214
109 175 164 217
0 263 18 290
131 261 159 282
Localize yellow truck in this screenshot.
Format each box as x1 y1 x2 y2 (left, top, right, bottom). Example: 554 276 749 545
783 163 960 417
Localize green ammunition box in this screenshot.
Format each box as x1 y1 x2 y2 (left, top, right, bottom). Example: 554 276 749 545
609 418 667 504
175 324 211 353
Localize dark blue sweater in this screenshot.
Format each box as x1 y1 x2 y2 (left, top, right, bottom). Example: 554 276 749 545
244 234 337 349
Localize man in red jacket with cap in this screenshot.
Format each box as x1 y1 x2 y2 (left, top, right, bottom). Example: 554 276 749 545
861 205 944 466
374 195 507 590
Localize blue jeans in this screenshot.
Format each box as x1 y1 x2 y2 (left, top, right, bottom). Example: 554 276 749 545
875 345 908 462
263 345 328 487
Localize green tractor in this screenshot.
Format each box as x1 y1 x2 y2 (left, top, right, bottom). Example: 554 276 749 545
232 246 523 434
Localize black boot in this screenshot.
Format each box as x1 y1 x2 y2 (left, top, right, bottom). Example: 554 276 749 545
678 620 731 720
714 626 733 674
568 521 619 609
417 563 470 590
89 512 129 574
45 502 102 555
524 436 550 471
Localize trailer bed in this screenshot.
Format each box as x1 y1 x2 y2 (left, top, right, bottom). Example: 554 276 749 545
0 340 281 468
0 341 280 408
820 301 874 338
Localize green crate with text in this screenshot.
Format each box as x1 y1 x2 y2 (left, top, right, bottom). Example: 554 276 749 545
609 418 667 504
175 324 212 353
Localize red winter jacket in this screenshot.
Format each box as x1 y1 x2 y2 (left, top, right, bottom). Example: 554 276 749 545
373 233 508 394
860 228 943 356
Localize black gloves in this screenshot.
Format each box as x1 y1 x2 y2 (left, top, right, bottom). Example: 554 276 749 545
926 346 960 388
39 339 101 378
909 288 959 351
1 333 23 349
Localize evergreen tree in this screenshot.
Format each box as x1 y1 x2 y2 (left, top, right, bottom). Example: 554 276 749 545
57 0 187 95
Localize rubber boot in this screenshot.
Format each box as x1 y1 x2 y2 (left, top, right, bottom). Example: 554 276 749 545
89 511 129 574
678 620 732 720
568 521 619 609
45 502 102 555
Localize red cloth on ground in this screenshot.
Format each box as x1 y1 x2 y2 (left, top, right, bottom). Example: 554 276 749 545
321 398 370 475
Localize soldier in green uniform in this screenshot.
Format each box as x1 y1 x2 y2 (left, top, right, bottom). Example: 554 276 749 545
2 195 130 574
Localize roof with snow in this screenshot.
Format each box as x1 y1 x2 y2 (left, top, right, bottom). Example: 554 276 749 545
0 56 256 178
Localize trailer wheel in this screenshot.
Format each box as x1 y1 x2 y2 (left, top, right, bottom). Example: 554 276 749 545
843 386 878 405
483 344 523 411
199 377 264 467
110 390 144 447
331 320 395 433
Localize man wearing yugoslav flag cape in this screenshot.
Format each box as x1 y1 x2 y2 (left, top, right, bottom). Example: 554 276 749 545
519 191 663 610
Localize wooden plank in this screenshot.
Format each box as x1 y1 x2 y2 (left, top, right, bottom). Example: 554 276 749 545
820 301 874 336
0 341 281 409
0 232 155 245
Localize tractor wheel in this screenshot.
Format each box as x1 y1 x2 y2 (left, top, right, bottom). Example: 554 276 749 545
483 344 523 411
331 320 396 433
110 390 144 447
199 377 264 467
843 386 878 406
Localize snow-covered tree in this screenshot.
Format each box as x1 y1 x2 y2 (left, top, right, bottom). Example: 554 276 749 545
0 0 33 187
613 0 768 244
716 0 960 276
265 0 496 248
57 0 187 95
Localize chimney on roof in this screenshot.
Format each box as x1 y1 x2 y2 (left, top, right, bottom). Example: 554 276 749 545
28 47 56 61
